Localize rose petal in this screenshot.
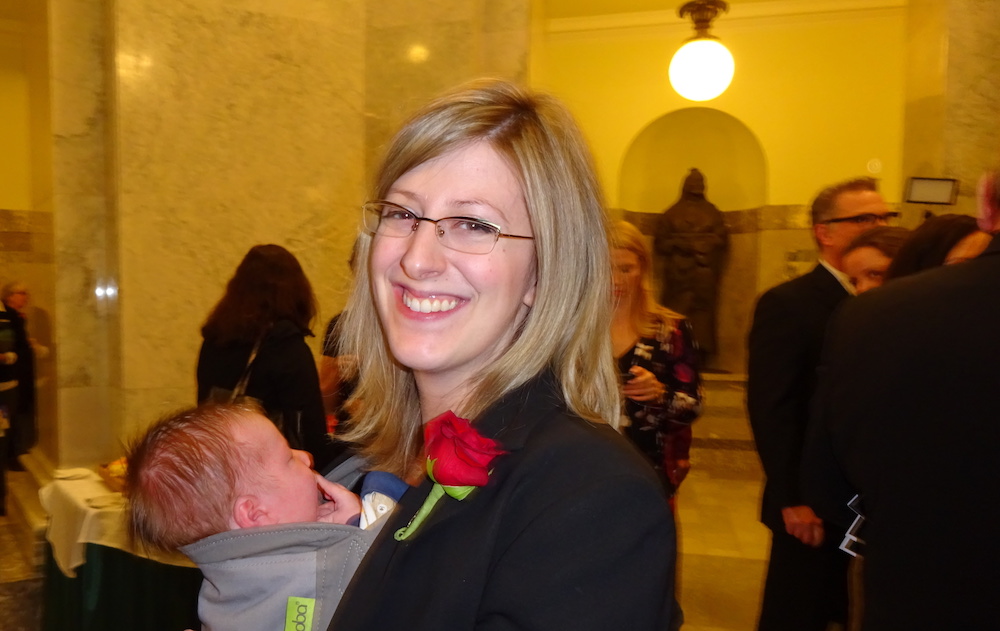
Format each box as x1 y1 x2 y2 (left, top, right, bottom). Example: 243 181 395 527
424 411 506 487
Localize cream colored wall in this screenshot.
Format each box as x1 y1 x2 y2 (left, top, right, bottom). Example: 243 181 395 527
619 108 768 213
534 4 907 208
0 26 31 211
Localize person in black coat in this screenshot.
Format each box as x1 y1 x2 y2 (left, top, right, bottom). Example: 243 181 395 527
747 177 897 630
804 173 1000 630
329 80 676 631
196 244 336 471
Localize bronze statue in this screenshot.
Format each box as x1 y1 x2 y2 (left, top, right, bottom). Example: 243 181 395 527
654 168 729 362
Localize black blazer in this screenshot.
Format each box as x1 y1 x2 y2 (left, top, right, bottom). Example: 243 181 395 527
747 264 850 530
805 235 1000 630
329 372 676 631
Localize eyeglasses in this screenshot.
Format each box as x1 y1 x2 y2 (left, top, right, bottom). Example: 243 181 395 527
362 201 534 255
823 211 901 226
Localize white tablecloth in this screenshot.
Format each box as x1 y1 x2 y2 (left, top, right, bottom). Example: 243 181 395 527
39 468 195 577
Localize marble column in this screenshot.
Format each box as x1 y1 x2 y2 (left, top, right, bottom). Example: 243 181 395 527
38 0 530 469
48 0 115 469
903 0 1000 216
363 0 530 181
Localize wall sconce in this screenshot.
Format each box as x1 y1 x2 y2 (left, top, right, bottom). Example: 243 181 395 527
669 0 734 102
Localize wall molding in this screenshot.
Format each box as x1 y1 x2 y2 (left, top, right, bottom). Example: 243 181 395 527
547 0 905 34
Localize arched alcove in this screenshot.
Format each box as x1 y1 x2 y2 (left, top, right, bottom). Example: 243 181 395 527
619 108 767 213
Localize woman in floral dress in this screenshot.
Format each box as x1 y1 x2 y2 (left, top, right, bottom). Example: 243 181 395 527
611 221 703 497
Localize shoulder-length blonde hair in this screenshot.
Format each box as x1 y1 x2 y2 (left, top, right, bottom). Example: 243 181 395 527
610 220 682 337
338 79 620 477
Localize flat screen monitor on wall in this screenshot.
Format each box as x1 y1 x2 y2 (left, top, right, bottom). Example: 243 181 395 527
905 177 959 205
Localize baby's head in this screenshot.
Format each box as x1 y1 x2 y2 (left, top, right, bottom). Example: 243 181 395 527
126 403 325 551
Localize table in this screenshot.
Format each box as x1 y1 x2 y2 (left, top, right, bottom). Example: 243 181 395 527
39 470 202 631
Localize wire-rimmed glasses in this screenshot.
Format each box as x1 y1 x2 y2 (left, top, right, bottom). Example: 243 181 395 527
362 200 534 255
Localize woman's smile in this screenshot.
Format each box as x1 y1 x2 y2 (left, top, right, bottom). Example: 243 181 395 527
402 290 460 314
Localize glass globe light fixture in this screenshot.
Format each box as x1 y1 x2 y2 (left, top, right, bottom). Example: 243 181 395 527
669 0 734 102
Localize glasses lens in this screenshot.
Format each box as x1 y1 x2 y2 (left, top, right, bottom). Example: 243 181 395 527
364 202 417 237
439 218 500 254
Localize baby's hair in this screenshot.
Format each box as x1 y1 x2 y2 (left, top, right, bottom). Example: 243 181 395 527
124 403 266 551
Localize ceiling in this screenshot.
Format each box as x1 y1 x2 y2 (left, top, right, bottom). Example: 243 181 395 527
543 0 780 20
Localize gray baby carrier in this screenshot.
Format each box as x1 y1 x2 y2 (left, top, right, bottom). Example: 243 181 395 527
180 455 379 631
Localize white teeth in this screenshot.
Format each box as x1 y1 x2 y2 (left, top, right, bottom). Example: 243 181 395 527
403 294 458 313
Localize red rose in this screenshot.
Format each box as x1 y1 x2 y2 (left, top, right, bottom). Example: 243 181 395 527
395 411 507 541
424 411 506 487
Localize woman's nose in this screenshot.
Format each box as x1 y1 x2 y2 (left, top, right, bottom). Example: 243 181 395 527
400 220 448 279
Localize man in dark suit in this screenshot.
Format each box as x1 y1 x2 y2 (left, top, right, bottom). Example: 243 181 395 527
747 177 895 630
805 173 1000 630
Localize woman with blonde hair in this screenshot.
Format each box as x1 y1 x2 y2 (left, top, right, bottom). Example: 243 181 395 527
330 80 676 630
611 220 702 498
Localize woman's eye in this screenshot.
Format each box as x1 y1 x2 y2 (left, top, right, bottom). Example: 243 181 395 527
384 208 415 221
453 219 496 234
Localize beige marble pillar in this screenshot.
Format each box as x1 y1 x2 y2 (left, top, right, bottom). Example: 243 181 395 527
363 0 530 181
903 0 1000 217
48 0 116 469
109 0 371 446
38 0 531 469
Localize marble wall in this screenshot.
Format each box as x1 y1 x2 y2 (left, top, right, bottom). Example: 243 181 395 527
903 0 1000 216
363 0 530 186
48 0 115 468
109 0 369 444
30 0 530 468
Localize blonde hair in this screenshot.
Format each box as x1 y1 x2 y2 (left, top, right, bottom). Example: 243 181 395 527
339 79 620 476
610 220 682 336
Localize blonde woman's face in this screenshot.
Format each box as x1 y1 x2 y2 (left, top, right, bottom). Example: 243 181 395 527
369 141 537 403
611 248 642 307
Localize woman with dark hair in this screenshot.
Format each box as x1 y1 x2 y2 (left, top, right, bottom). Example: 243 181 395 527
841 226 912 294
197 244 336 470
885 214 991 280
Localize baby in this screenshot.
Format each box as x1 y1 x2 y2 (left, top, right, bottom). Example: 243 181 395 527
125 403 404 631
126 403 362 549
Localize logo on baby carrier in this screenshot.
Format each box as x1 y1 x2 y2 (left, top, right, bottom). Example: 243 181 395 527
284 596 316 631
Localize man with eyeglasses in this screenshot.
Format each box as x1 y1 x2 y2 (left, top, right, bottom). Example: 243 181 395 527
747 177 892 631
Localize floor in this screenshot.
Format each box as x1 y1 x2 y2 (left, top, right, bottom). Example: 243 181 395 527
676 455 769 630
0 394 770 631
0 510 43 631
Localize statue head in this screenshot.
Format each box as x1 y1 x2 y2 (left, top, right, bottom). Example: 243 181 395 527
683 168 705 196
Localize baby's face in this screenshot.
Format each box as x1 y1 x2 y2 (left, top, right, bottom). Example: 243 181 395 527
233 413 321 524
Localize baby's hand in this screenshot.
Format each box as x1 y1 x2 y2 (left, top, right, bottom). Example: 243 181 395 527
316 475 361 525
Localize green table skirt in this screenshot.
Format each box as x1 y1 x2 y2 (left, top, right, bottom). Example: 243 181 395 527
42 543 202 631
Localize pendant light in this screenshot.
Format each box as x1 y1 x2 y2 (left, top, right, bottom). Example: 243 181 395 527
669 0 734 101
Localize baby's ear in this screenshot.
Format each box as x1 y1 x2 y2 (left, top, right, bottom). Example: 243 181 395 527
232 494 271 529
